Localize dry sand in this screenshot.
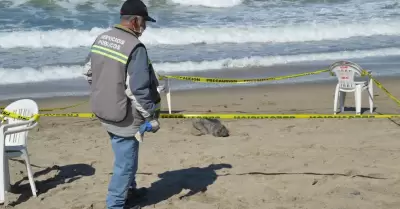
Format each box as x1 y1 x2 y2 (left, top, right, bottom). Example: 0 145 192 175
1 78 400 209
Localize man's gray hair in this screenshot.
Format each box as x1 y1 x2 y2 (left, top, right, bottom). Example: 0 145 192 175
120 15 142 21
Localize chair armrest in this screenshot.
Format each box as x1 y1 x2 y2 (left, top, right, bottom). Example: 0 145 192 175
2 117 36 129
3 117 38 135
5 124 37 135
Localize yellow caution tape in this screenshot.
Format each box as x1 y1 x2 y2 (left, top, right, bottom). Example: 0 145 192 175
0 110 40 121
0 100 88 112
0 69 328 115
40 113 96 118
35 113 400 119
0 66 396 121
159 113 400 119
160 69 330 84
368 75 400 107
361 70 371 76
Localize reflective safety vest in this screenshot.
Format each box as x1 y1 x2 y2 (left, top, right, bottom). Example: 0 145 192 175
89 25 145 123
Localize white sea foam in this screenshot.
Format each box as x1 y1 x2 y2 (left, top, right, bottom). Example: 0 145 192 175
1 47 399 85
3 0 239 9
1 21 399 49
154 47 400 73
170 0 243 8
0 65 85 85
3 0 124 10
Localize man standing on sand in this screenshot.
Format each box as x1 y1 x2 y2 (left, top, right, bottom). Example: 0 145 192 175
84 0 161 208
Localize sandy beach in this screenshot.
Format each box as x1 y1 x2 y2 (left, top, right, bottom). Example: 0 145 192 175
1 78 400 209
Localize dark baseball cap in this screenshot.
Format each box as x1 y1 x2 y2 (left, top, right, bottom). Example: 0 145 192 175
120 0 156 22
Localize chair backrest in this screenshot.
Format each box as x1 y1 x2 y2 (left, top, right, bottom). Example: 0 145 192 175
3 99 39 147
329 61 363 90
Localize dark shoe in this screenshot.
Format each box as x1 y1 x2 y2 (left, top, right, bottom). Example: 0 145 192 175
125 187 148 207
128 187 148 199
124 205 141 209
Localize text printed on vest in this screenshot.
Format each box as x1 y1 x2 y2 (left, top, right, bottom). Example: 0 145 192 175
98 35 126 50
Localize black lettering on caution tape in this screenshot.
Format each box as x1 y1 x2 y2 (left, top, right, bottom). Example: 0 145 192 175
177 76 201 82
309 116 375 119
233 116 295 119
205 79 238 83
41 113 79 117
162 115 221 119
1 111 31 120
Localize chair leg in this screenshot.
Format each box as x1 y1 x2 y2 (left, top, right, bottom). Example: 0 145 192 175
340 92 346 113
0 157 5 204
333 84 339 114
166 78 172 114
4 157 10 192
20 149 37 197
355 86 362 115
368 82 374 113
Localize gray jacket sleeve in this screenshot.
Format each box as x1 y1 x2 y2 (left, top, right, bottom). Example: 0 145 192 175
127 46 156 119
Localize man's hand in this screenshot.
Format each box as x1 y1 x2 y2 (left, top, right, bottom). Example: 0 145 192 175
135 119 160 142
83 59 92 85
143 120 159 132
157 85 165 93
147 119 160 133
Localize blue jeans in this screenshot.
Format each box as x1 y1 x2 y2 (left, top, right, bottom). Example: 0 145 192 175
106 132 139 209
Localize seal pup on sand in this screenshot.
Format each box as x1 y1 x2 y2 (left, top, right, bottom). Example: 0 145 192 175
191 118 229 137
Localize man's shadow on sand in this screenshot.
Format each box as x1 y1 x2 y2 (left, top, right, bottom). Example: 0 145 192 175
138 163 232 207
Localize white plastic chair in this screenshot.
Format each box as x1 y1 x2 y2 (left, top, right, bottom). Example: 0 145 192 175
0 99 39 204
330 61 373 115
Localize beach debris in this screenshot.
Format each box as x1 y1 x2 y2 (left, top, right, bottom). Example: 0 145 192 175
191 118 229 137
312 179 318 185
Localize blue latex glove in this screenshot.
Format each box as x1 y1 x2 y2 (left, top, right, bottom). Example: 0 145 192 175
139 121 153 134
135 120 159 142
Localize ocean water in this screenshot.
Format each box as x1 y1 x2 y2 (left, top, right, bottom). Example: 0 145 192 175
0 0 399 99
